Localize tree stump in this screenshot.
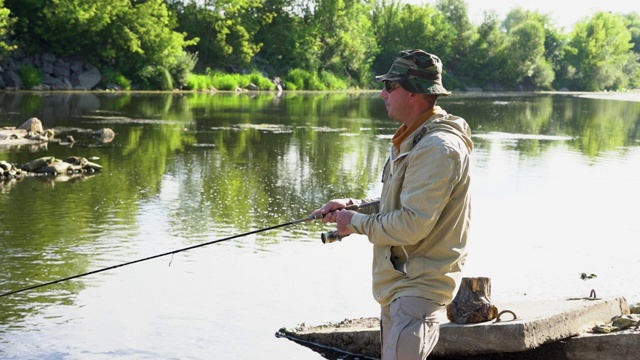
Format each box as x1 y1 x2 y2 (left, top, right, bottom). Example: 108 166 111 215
446 277 498 324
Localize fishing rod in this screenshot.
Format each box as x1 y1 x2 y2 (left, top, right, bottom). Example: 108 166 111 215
0 200 379 299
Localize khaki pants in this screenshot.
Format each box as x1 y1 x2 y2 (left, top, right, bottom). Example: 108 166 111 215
380 297 444 360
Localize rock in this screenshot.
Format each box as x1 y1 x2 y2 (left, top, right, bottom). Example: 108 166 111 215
20 156 55 172
14 156 102 176
42 53 56 63
43 74 70 90
0 160 23 178
18 117 44 133
37 160 72 175
70 61 83 75
0 129 28 141
77 67 101 90
93 128 115 143
42 61 54 75
53 60 71 79
2 70 23 90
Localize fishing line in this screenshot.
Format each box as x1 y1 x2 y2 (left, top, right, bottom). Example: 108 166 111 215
1 200 379 298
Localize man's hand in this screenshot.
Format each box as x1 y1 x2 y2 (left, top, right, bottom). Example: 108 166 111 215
310 199 356 237
310 198 349 222
335 210 355 236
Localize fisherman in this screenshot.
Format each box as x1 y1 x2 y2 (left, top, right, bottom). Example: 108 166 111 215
311 49 473 360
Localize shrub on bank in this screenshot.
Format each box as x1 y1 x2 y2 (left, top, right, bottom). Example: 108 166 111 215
18 64 43 89
185 70 275 91
138 66 174 91
101 69 132 90
284 69 323 91
284 69 351 90
186 74 214 90
249 72 276 91
320 70 348 90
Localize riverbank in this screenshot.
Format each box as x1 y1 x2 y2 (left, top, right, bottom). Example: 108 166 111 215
546 90 640 102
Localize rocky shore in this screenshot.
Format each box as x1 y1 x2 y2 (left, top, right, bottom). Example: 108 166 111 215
0 52 103 91
0 117 111 183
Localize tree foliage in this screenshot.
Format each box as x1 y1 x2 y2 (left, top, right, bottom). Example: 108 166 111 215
0 0 638 91
371 1 453 77
566 11 634 91
0 0 14 58
169 0 271 70
5 0 197 88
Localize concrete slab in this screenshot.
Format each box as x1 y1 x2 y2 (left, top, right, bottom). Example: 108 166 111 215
558 330 639 360
276 296 630 359
436 296 629 356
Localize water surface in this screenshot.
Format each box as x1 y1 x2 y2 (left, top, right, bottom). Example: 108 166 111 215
1 91 639 359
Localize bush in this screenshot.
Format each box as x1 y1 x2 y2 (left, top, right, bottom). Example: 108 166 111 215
249 72 275 90
210 72 241 90
284 68 314 90
284 68 354 90
185 73 214 90
101 69 132 90
18 64 43 89
185 71 276 91
138 66 173 90
320 70 348 90
170 52 198 89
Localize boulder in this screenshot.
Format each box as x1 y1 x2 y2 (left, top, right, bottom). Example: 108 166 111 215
18 117 44 133
2 70 22 89
93 128 115 143
77 67 102 90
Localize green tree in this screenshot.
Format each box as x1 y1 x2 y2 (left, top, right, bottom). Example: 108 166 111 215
463 10 506 88
0 0 14 58
169 0 271 71
565 12 634 91
5 0 196 89
622 12 640 88
372 1 453 78
497 8 557 90
312 0 378 86
625 12 640 54
4 0 45 52
106 0 197 89
254 0 318 75
500 19 553 89
435 0 474 73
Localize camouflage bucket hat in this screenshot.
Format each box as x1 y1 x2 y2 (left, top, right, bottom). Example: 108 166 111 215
375 49 451 96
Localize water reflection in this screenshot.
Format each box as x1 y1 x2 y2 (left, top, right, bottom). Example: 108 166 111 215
0 91 639 359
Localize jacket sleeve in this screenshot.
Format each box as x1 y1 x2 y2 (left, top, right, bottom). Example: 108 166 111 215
350 138 460 246
350 197 381 214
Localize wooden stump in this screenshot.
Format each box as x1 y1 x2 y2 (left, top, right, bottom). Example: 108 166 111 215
446 277 498 324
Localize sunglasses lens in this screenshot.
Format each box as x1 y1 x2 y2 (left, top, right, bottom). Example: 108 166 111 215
384 81 393 92
384 81 400 92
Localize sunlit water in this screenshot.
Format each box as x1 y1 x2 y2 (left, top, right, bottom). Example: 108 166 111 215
1 92 639 359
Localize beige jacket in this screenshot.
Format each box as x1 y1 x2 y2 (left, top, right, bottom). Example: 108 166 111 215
350 109 473 306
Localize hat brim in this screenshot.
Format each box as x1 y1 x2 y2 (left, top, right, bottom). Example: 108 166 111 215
375 73 451 96
375 73 402 82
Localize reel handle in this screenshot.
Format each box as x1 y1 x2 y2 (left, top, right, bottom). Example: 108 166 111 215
321 230 342 244
317 200 379 243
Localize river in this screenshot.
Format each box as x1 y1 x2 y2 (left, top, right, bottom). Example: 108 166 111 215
1 91 639 359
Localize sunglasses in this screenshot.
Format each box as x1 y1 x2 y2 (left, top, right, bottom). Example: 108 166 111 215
383 80 401 93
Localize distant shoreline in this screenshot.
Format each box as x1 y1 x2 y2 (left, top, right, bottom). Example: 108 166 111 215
546 91 640 102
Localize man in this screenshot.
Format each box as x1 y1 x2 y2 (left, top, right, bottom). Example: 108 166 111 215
311 49 473 360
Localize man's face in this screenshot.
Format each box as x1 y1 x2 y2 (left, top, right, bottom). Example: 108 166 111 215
381 80 410 123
